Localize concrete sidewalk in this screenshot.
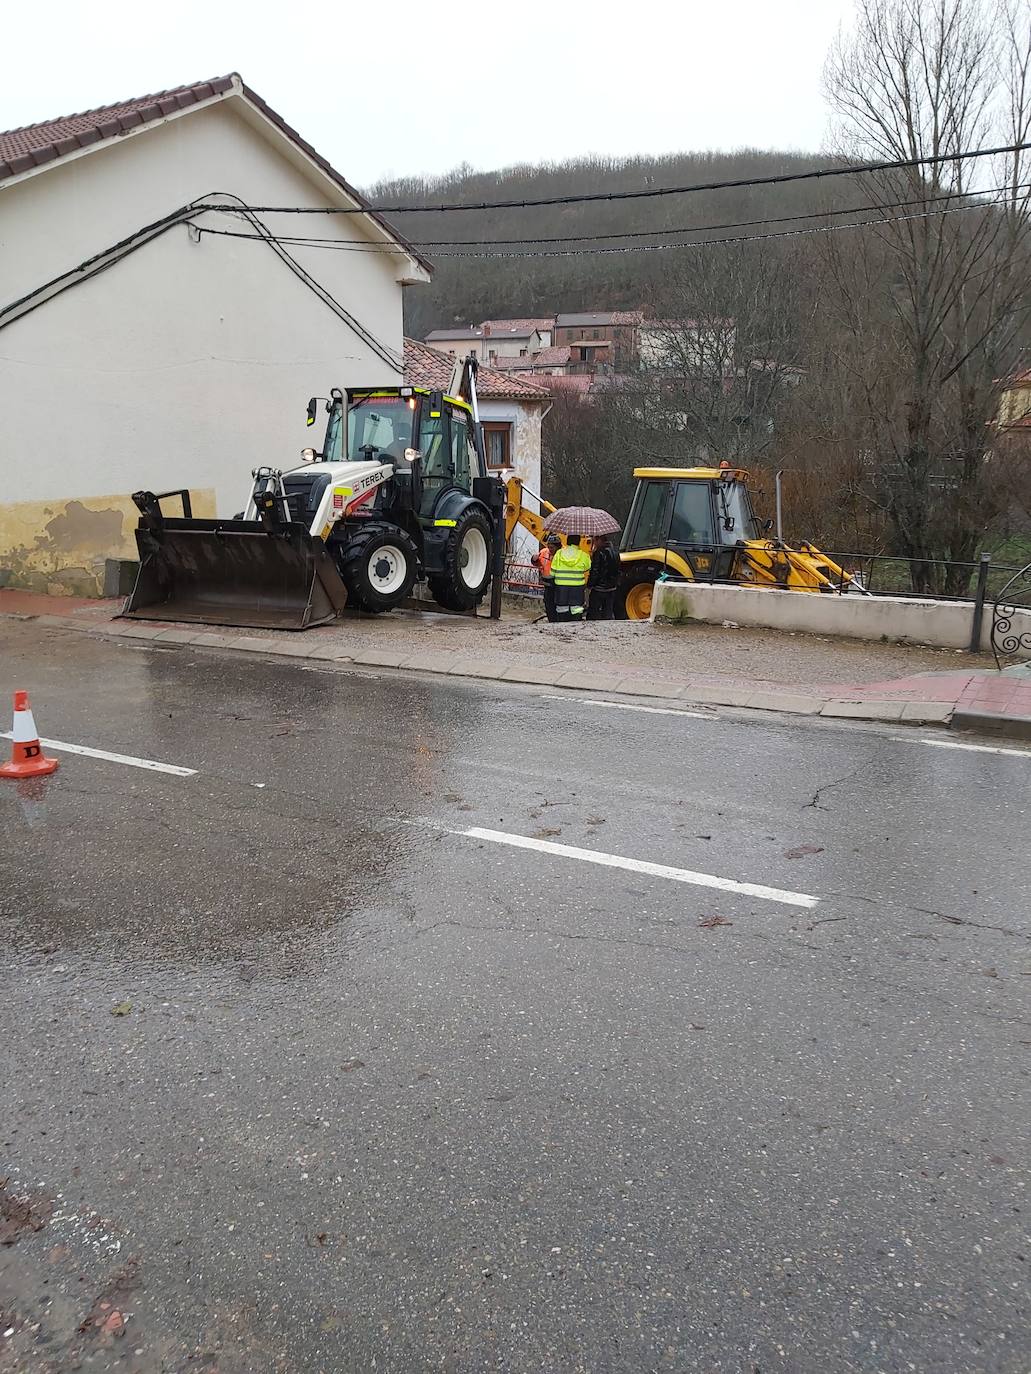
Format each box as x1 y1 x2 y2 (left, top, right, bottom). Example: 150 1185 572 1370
3 589 1030 740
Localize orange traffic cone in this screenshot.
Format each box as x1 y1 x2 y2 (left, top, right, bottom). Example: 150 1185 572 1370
0 691 59 779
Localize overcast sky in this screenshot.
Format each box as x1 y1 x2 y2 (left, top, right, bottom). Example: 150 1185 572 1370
0 0 857 188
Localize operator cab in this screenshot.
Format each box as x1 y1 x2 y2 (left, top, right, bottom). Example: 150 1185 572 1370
621 467 764 578
307 386 482 520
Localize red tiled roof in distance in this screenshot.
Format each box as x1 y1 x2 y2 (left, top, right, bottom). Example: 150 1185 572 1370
556 310 645 328
404 338 550 401
490 355 538 371
425 327 484 341
480 317 555 336
537 374 594 397
531 346 573 365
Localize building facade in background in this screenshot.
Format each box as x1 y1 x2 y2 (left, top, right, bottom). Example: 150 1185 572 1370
423 326 485 360
638 319 737 376
552 311 643 370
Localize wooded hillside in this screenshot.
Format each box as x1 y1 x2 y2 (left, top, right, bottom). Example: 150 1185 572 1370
367 151 859 338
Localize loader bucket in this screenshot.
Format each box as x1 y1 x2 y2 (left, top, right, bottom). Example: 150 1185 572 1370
120 519 348 631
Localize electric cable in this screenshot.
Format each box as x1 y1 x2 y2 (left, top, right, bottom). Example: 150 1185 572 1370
188 140 1031 216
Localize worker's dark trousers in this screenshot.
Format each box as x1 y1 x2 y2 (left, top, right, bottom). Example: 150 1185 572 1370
587 588 615 620
541 580 558 623
554 586 586 621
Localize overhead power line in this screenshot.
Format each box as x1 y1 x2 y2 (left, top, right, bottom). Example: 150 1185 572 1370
0 191 403 368
192 187 1030 260
190 140 1031 216
196 180 1031 252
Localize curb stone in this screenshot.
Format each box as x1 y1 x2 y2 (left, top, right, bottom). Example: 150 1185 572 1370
821 700 906 722
6 609 977 734
951 709 1031 742
746 691 824 716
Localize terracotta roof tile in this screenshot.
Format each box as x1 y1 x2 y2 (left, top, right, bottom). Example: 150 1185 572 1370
529 345 572 366
404 338 550 401
490 354 538 371
556 309 644 327
539 374 594 396
480 317 555 334
0 77 234 176
0 74 430 274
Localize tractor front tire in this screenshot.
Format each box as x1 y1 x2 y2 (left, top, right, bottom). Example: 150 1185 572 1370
615 565 663 621
334 522 418 614
428 509 493 612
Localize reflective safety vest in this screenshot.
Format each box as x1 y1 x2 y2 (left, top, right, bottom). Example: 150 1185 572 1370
551 545 592 587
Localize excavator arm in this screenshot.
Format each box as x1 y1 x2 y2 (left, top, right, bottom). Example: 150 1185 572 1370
504 475 556 546
735 539 862 592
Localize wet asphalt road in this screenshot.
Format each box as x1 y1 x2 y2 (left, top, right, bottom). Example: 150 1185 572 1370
0 621 1029 1374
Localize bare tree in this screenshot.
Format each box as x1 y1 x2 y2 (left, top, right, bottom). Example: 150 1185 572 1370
541 389 640 516
638 242 808 464
823 0 1031 592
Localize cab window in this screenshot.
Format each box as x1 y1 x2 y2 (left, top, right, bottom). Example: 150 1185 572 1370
624 480 669 550
418 409 449 481
418 408 449 516
346 396 413 461
450 409 471 490
668 482 716 546
717 480 762 540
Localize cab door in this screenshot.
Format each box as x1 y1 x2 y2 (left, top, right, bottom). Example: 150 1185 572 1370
665 481 734 580
415 401 451 518
450 407 473 492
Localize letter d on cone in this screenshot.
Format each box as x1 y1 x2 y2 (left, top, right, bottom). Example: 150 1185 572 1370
0 691 59 779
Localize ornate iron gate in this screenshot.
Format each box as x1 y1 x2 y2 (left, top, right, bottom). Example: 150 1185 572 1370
991 560 1031 668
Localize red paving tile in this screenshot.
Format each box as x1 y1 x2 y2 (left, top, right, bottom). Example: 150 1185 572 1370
0 589 109 616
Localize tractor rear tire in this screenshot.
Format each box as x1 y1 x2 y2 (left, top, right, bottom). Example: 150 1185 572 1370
334 522 418 614
615 565 663 621
428 508 493 612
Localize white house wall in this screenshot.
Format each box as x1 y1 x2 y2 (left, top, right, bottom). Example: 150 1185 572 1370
0 100 408 593
482 332 539 360
478 399 544 568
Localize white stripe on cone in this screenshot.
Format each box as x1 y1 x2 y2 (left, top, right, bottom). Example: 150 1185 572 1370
12 708 39 744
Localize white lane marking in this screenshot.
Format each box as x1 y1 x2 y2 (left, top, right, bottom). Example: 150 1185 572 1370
1 732 196 777
541 694 709 719
463 825 818 909
892 736 1031 759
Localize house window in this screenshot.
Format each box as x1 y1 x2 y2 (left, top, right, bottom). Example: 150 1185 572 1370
482 421 512 468
592 329 600 339
519 347 528 357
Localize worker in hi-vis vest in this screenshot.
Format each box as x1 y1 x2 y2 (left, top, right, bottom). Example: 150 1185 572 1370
532 534 562 623
550 535 592 622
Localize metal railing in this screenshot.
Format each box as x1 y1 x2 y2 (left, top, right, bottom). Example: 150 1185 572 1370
991 560 1031 667
817 551 1027 603
653 544 1030 655
502 559 544 599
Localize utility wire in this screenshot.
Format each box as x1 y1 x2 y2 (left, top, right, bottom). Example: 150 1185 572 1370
343 181 1031 247
194 179 1031 252
0 192 403 368
204 194 403 370
192 190 1029 260
190 140 1031 216
0 202 204 331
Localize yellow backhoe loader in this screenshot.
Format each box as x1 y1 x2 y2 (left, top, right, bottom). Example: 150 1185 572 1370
505 465 859 620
